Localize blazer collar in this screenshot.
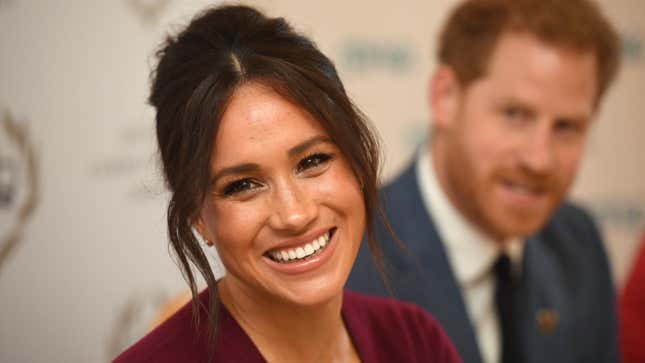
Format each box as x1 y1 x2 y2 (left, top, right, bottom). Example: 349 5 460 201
381 158 484 363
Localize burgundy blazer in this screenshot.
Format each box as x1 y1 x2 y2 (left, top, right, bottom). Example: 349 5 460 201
113 290 461 363
620 233 645 363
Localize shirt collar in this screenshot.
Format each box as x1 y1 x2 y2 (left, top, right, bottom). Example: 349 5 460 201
415 144 524 286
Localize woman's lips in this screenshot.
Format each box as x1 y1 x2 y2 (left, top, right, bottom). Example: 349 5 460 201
262 228 338 275
265 228 334 263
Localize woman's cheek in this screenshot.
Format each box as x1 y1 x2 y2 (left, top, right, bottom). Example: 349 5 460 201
212 200 266 245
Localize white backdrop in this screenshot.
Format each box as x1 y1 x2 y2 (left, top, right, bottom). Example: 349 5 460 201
0 1 643 362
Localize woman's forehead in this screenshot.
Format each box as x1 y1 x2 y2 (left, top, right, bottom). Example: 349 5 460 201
212 83 329 163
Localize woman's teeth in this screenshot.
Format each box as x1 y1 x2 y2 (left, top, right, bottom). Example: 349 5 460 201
267 231 331 263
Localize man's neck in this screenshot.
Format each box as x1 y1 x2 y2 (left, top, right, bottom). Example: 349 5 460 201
430 141 507 243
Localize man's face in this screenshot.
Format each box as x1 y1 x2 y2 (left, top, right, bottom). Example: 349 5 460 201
431 31 598 241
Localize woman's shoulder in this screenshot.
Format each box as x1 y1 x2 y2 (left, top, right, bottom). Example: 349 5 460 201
112 291 209 363
342 290 462 363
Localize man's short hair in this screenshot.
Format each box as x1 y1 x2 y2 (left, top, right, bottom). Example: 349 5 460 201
438 0 621 101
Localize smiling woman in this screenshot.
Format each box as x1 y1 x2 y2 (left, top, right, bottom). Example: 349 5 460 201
112 5 461 363
197 82 367 310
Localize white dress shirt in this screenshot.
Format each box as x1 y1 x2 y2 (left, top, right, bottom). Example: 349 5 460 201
415 146 524 363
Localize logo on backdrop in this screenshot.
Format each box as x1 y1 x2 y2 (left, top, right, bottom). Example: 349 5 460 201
87 121 163 201
340 39 413 75
126 0 171 26
622 31 643 63
0 111 39 274
588 200 644 229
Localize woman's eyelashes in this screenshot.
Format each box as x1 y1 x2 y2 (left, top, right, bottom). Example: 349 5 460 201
217 152 334 198
296 153 333 174
222 178 262 197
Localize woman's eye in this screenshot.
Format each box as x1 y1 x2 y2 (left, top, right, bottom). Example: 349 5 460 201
221 178 261 196
296 153 333 174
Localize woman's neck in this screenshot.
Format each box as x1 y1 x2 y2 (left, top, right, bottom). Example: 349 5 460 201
217 279 359 363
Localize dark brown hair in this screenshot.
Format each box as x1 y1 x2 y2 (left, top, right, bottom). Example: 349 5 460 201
149 4 386 355
438 0 621 101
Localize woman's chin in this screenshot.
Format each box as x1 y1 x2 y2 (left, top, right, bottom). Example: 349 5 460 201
278 283 345 308
219 267 347 309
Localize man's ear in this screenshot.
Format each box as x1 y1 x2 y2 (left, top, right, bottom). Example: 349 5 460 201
429 65 460 130
193 214 214 246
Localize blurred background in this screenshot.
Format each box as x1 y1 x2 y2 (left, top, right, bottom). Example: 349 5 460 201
0 0 642 361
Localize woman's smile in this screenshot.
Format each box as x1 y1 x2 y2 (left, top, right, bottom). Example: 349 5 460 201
262 227 339 275
265 227 335 263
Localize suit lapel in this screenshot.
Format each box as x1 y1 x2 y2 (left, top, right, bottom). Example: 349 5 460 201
520 235 571 363
382 161 484 363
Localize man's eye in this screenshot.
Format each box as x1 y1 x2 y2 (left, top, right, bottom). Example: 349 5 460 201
555 119 581 132
222 178 261 196
296 153 333 173
501 105 532 123
503 107 518 118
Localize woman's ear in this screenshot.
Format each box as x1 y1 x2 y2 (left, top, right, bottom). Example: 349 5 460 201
193 214 214 246
429 65 460 130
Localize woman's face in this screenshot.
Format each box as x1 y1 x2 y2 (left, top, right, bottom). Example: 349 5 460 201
197 82 365 307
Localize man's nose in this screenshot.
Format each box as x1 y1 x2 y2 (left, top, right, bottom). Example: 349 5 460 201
520 122 556 175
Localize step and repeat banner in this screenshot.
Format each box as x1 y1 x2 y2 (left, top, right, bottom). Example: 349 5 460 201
0 1 643 362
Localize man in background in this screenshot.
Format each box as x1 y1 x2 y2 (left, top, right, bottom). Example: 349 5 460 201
347 1 621 362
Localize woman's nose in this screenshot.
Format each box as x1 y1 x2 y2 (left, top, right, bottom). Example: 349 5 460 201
268 178 318 232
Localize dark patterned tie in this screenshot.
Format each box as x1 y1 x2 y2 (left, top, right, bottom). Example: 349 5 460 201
494 254 523 363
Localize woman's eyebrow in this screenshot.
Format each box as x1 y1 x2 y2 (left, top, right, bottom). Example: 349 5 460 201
211 163 259 185
211 135 332 185
288 135 331 157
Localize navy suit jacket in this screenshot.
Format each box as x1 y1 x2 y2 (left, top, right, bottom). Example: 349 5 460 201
347 159 618 363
